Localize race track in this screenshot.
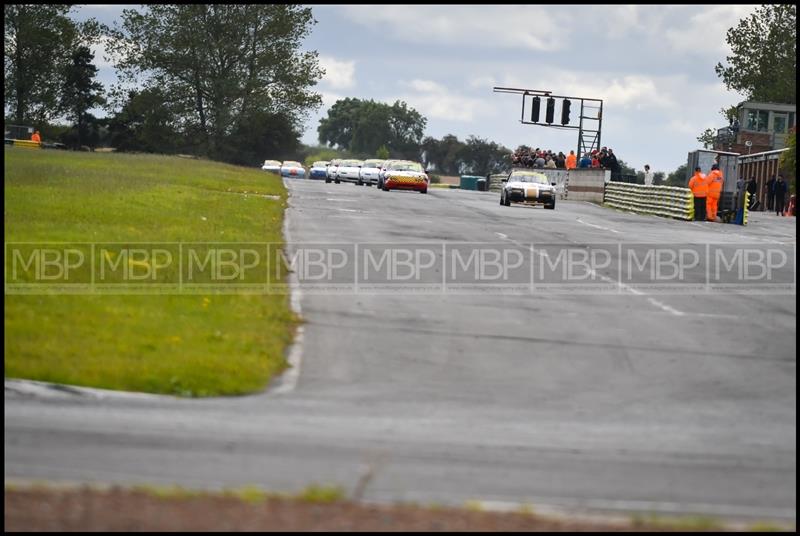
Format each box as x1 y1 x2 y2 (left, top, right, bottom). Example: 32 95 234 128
5 179 796 521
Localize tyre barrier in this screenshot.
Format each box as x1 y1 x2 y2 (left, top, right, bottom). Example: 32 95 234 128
12 139 42 150
603 182 693 220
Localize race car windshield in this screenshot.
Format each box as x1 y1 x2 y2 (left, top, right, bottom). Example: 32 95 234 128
312 161 329 167
283 162 302 167
388 162 424 172
342 160 363 166
363 160 383 167
510 172 548 184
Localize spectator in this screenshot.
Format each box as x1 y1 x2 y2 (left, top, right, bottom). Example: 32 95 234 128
545 157 557 169
566 150 577 169
746 176 758 210
30 130 41 143
607 149 621 180
534 154 545 168
591 152 600 168
774 174 788 215
643 164 654 186
766 174 776 211
556 152 566 169
736 175 747 209
579 153 591 168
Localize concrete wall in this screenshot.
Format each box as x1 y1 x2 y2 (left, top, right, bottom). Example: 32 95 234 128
566 169 606 203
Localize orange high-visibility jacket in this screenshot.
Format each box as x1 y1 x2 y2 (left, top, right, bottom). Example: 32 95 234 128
30 132 41 143
688 172 709 197
707 169 724 199
565 153 577 169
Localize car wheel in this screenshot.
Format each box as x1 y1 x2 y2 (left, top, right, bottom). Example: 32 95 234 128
545 199 556 210
325 178 331 183
334 179 340 184
503 192 511 206
420 188 427 194
499 191 505 205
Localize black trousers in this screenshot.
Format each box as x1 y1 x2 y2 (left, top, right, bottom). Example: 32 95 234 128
694 196 706 221
767 193 775 211
775 194 786 215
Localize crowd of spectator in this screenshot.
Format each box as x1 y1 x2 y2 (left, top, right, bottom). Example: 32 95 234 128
511 147 569 169
512 146 623 178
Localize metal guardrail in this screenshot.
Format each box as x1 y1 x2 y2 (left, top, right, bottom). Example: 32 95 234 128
604 182 693 220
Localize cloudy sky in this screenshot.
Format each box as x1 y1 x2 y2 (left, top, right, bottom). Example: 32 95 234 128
74 4 759 173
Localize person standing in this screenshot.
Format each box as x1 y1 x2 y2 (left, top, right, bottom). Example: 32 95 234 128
579 153 591 168
566 150 577 170
746 176 758 210
766 174 776 211
643 164 654 186
705 163 724 221
774 174 788 215
30 130 41 143
688 166 709 221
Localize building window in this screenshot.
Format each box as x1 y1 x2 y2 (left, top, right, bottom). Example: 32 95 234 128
773 115 787 133
745 109 769 132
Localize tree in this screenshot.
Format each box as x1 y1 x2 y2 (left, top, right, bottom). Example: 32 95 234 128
458 136 510 176
108 5 323 161
779 129 796 194
715 4 796 104
60 46 105 148
107 88 179 153
4 4 101 124
665 163 689 187
376 145 389 160
697 128 716 149
421 134 466 175
317 98 426 158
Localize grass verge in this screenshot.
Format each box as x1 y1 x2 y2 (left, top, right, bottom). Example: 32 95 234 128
4 147 296 396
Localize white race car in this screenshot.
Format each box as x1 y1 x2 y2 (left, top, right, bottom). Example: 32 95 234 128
499 169 556 209
261 160 282 174
359 159 384 186
335 159 364 184
326 159 342 183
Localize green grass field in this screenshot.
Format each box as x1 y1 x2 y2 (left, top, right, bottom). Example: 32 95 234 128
4 147 296 396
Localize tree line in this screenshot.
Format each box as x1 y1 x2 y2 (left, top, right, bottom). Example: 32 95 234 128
5 4 322 165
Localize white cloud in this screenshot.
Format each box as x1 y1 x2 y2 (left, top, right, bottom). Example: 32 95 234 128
318 55 356 90
338 5 567 51
664 5 760 56
89 35 115 69
392 79 493 122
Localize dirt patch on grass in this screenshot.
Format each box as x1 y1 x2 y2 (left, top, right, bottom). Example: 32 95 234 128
3 487 713 532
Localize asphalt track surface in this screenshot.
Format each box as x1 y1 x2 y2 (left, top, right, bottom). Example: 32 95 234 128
5 180 797 522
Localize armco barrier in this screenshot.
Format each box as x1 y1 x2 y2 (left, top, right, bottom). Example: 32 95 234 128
603 182 693 220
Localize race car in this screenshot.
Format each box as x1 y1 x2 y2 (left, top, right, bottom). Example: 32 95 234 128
359 159 385 186
378 160 428 194
499 169 556 209
280 161 306 178
261 160 282 174
309 161 329 180
335 159 364 184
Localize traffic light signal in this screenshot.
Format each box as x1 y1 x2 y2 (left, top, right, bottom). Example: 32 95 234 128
530 96 540 123
545 97 556 124
561 99 571 125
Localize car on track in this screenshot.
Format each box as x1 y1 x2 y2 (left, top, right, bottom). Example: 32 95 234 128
261 160 282 174
309 161 329 180
499 169 556 209
334 159 365 184
326 159 342 183
359 159 385 186
280 161 306 178
378 160 429 194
